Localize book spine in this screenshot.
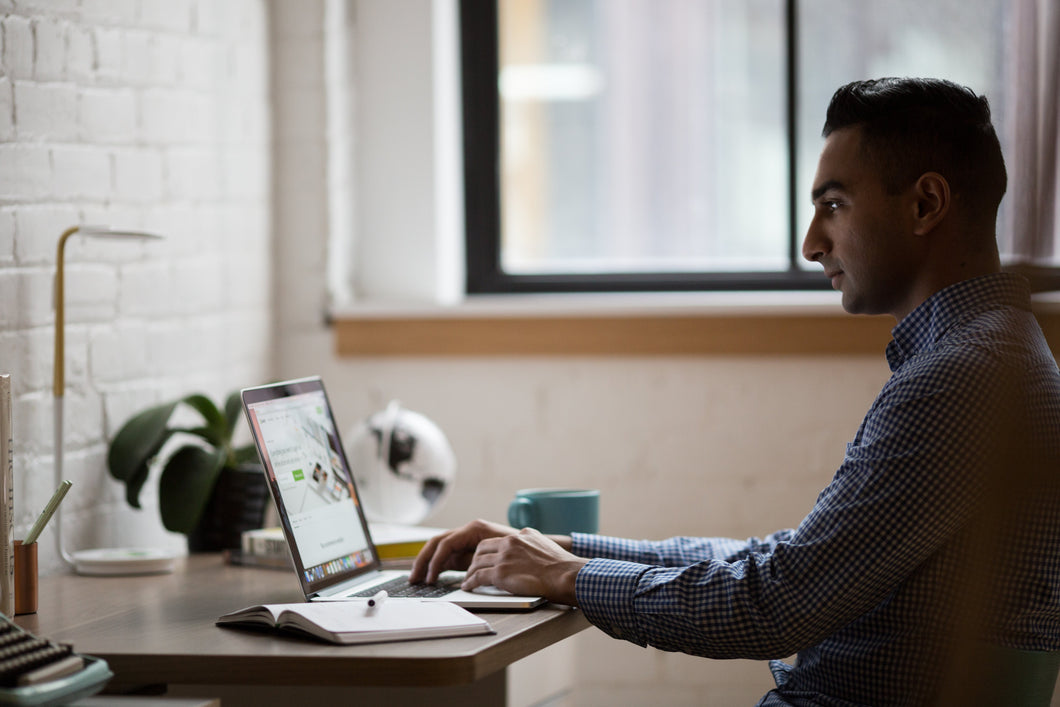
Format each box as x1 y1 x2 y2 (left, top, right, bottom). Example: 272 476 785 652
0 375 13 617
223 549 292 570
374 541 428 560
251 536 289 558
241 529 290 559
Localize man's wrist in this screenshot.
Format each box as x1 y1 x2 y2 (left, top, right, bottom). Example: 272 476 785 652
547 534 574 552
550 558 589 605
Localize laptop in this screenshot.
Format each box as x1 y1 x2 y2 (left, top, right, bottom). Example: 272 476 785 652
241 376 546 610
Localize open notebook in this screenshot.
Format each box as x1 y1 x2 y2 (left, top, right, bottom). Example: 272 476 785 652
241 377 545 610
217 598 493 645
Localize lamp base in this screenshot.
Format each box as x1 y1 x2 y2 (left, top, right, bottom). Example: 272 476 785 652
70 547 179 576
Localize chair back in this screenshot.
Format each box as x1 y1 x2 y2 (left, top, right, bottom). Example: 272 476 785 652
979 646 1060 707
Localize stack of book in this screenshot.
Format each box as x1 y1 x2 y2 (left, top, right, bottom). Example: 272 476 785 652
368 523 447 567
0 375 12 617
228 523 445 570
238 527 291 568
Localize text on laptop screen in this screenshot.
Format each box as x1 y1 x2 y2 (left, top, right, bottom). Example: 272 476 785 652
244 390 375 583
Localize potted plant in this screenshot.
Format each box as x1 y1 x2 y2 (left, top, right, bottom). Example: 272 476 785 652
107 391 269 551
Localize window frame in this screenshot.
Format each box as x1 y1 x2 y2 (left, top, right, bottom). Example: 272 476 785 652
461 0 1060 296
461 0 831 295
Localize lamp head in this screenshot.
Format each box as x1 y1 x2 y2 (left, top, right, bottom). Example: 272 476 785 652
68 225 164 241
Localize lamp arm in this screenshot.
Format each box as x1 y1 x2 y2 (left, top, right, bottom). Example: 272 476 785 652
54 226 79 567
53 226 79 398
53 397 74 566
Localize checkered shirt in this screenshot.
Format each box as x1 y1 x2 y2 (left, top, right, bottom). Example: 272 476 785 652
571 273 1060 706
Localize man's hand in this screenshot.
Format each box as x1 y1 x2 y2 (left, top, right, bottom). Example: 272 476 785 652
462 527 587 606
409 519 519 585
409 519 584 605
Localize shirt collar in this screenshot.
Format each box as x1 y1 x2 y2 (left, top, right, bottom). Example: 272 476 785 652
884 273 1032 371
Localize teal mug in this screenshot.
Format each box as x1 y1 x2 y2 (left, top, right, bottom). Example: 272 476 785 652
507 488 599 535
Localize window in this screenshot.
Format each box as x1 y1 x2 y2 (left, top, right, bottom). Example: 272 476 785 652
461 0 1010 294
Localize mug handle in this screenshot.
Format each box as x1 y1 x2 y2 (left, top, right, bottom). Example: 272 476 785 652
508 497 536 529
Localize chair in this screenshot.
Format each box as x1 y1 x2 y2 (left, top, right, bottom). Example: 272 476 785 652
985 647 1060 707
942 645 1060 706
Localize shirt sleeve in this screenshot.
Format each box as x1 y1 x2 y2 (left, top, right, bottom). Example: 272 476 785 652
571 345 1013 660
570 532 793 566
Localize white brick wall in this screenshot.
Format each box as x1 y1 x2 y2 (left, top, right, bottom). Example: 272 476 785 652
0 0 272 572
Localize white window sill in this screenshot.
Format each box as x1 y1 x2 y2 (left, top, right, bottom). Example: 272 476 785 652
330 289 850 319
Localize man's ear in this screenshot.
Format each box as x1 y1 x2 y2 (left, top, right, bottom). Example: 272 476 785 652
911 172 950 236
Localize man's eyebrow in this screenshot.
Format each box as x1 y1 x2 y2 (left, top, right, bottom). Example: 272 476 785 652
811 179 845 202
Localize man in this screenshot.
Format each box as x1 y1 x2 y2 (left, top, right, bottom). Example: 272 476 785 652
410 78 1060 705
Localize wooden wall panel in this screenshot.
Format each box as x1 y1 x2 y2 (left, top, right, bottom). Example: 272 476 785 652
334 307 1060 358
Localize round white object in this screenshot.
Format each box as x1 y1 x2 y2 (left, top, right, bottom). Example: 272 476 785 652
347 402 456 524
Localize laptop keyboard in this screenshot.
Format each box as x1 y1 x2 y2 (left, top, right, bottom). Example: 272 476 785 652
349 575 456 599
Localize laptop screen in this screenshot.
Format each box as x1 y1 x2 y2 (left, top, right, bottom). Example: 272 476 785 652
242 377 380 597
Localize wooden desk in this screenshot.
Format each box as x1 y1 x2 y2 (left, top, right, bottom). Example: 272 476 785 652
15 555 590 706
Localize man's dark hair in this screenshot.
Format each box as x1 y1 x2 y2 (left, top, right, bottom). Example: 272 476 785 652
823 77 1007 221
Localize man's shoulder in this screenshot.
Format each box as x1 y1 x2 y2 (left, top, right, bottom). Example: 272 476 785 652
908 290 1047 370
876 302 1059 432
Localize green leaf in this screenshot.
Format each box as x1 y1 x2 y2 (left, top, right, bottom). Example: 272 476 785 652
181 394 227 447
180 426 220 444
107 401 180 507
122 456 153 510
224 391 243 438
233 444 260 465
158 446 226 534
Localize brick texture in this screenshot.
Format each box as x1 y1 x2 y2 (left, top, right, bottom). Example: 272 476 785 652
0 0 272 571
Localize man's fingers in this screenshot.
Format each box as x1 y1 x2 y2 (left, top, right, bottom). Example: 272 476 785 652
425 533 472 583
411 530 469 583
409 534 444 582
410 532 451 583
474 536 502 555
461 565 496 591
462 542 503 590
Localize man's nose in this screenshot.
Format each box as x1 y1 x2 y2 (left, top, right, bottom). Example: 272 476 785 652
801 217 828 263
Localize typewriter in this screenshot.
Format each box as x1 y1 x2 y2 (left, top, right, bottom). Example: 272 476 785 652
0 613 111 705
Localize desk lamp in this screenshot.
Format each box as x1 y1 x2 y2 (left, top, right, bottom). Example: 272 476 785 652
54 225 177 575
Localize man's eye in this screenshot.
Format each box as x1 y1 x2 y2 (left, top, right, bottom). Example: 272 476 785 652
823 200 840 213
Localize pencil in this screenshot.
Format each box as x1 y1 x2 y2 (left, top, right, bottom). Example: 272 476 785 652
23 480 72 545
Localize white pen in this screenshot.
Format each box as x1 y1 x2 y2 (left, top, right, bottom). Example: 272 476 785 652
367 590 387 609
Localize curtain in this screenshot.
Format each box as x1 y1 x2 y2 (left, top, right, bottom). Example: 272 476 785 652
1004 0 1060 269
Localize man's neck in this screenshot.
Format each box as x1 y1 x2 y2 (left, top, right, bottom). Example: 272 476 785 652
890 246 1000 324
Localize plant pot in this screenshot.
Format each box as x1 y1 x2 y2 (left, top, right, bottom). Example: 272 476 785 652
187 463 270 553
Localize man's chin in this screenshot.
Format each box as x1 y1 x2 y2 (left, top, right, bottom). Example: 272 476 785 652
841 293 894 319
840 291 867 315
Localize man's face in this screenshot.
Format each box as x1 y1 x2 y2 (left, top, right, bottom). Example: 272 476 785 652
802 127 921 321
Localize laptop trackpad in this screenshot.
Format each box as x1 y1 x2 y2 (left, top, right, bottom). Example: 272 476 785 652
469 585 512 596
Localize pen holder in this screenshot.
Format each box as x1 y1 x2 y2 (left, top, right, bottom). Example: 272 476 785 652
14 540 37 615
